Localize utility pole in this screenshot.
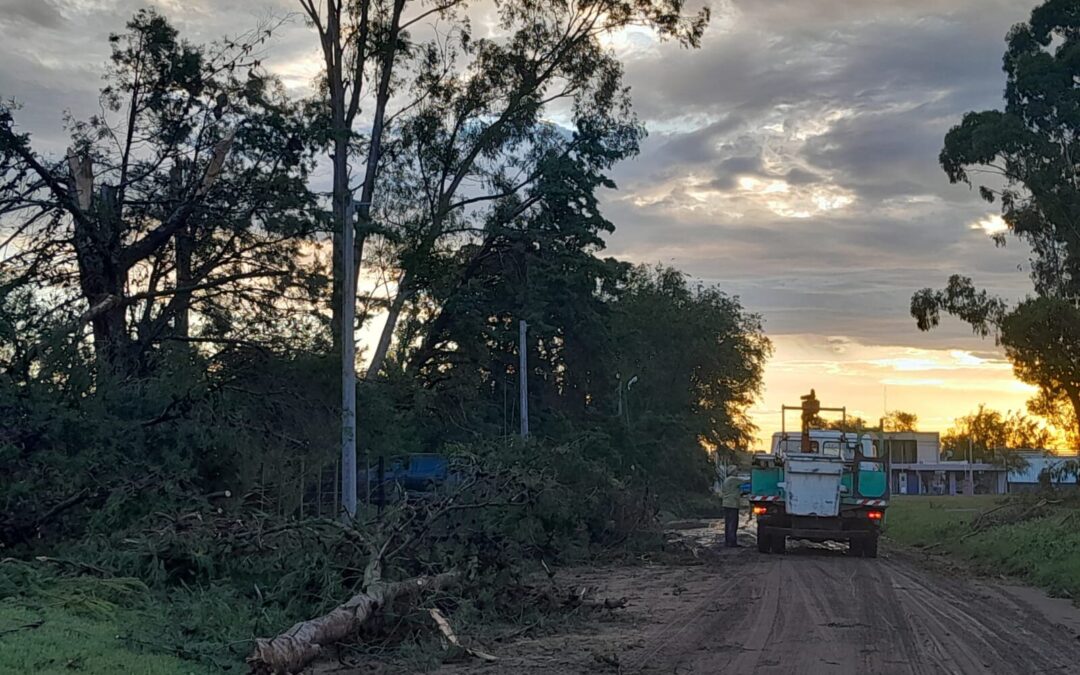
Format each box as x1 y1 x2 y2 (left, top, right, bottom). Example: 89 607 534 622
615 373 622 418
519 320 529 438
341 198 357 519
967 437 974 496
625 375 639 429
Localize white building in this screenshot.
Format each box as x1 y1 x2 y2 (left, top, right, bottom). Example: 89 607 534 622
1007 452 1079 492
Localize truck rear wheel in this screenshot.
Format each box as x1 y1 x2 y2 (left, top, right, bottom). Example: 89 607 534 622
862 534 879 558
849 537 863 556
756 525 771 553
771 533 786 554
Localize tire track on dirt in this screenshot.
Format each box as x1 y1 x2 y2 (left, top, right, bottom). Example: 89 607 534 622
625 544 1080 675
621 566 749 673
884 558 1074 674
432 539 1080 675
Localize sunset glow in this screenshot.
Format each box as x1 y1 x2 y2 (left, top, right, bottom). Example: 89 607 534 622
750 334 1037 448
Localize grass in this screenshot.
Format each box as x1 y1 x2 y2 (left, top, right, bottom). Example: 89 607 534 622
885 494 1080 600
0 598 203 675
0 560 252 674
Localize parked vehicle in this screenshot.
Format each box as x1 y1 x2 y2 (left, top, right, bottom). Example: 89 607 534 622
360 453 458 498
750 394 889 557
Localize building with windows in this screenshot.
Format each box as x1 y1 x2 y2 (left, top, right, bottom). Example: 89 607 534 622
881 432 1007 495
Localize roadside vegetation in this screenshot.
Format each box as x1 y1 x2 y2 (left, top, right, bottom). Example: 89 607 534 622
886 495 1080 601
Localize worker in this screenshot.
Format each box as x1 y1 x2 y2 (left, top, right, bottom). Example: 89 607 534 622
719 465 743 548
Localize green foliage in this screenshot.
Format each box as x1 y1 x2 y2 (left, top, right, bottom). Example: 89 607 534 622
886 495 1080 599
811 409 919 433
1000 297 1080 422
941 404 1050 465
1 10 324 376
939 0 1080 296
883 410 919 433
910 275 1008 337
607 266 771 463
0 5 770 672
0 600 196 675
394 263 770 501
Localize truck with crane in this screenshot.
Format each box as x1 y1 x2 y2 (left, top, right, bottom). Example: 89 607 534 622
750 391 889 557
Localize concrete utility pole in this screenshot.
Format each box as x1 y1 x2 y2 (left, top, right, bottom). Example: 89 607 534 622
519 320 529 438
615 373 622 418
341 198 357 519
967 437 974 496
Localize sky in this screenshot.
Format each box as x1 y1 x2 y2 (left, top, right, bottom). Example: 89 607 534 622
0 0 1046 446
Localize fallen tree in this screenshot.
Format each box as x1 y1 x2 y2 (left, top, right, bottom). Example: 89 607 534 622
247 456 529 673
247 569 460 674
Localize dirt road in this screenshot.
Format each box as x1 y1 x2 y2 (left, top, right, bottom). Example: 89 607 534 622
439 525 1080 674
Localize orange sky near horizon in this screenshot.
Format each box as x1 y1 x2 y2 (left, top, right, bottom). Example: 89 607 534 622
748 333 1038 450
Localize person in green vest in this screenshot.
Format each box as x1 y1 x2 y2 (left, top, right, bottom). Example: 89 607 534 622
719 465 743 548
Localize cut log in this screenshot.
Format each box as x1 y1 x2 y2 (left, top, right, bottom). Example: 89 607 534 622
247 571 459 674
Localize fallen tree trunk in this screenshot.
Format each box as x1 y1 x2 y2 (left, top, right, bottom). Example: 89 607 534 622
247 570 459 674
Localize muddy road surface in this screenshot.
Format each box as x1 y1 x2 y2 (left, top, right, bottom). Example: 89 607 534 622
434 526 1080 675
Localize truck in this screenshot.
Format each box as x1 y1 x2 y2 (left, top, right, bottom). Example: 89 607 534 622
750 392 889 557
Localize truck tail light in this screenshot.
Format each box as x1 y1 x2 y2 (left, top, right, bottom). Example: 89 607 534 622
867 510 883 520
752 505 768 516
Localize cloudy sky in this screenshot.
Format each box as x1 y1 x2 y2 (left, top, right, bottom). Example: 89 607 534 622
0 0 1044 445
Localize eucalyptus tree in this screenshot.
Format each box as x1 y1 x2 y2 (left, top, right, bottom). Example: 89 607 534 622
913 0 1080 441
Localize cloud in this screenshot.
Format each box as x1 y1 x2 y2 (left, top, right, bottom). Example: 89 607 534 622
602 0 1038 363
0 0 65 29
971 214 1008 235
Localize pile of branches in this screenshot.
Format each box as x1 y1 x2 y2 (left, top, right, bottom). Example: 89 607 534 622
963 497 1057 539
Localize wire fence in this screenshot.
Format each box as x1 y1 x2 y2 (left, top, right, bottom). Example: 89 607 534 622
253 455 389 519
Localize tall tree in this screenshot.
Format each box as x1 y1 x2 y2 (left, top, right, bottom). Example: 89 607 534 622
942 405 1049 467
0 11 319 376
913 0 1080 441
297 0 432 355
391 149 630 441
299 0 708 377
607 266 771 452
937 0 1080 297
883 410 919 432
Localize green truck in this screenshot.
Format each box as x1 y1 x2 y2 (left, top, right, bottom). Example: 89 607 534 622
750 397 889 557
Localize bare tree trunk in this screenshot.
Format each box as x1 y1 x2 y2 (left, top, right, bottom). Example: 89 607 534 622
365 272 409 379
174 223 193 339
72 184 130 374
330 130 349 357
247 570 459 674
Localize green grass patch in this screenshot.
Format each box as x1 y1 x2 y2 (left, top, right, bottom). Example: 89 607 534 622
883 495 1000 547
0 598 203 675
0 560 255 672
885 495 1080 600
